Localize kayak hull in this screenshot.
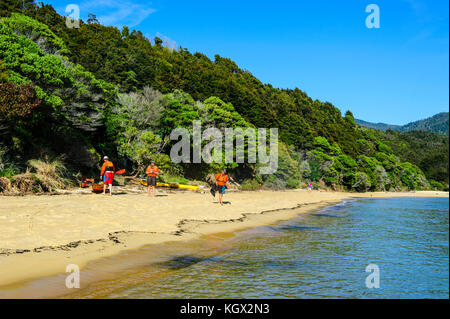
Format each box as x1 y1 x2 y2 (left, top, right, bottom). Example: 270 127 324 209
140 180 204 191
92 183 104 193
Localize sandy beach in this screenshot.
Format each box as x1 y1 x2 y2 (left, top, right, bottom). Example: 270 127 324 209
0 189 448 296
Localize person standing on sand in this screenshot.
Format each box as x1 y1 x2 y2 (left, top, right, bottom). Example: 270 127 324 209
146 161 160 197
307 182 312 192
100 156 115 196
215 169 230 206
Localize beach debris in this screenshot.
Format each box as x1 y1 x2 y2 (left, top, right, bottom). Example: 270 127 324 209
0 172 47 194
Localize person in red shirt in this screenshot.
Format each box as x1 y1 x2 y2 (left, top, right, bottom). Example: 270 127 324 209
100 156 115 196
215 169 230 206
145 160 160 197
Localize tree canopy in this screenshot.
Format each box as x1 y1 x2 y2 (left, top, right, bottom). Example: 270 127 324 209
0 2 448 192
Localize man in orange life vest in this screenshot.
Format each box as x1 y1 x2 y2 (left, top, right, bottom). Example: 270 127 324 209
215 169 230 206
100 156 115 196
146 160 160 197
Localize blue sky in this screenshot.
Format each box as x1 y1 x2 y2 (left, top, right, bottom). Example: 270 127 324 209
48 0 448 124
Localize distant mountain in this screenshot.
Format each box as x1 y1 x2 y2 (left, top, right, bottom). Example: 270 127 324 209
354 119 401 131
356 112 449 136
400 112 449 135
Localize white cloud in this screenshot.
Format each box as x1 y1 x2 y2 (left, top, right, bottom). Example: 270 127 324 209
79 0 155 28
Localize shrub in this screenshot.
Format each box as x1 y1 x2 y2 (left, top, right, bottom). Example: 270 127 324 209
262 175 286 190
299 160 311 179
357 139 375 156
352 172 371 192
0 82 40 125
241 179 261 191
286 177 300 189
376 141 393 154
159 174 189 185
0 168 16 178
313 136 332 151
429 179 445 191
1 13 70 55
337 154 357 169
309 160 322 182
398 162 428 190
374 165 391 191
428 180 444 191
151 153 182 176
27 158 69 190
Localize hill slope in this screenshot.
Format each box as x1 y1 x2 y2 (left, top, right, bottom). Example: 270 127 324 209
355 119 401 131
356 112 449 136
0 1 448 192
400 112 449 135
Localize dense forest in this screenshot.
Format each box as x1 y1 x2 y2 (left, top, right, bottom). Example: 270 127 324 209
356 112 449 136
398 113 449 136
0 0 448 193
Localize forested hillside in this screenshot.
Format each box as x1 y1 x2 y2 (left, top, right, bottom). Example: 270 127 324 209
355 119 400 131
0 1 448 193
373 130 449 185
399 112 449 136
356 112 449 136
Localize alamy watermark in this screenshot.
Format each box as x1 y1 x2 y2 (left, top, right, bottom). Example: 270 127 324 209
65 4 80 29
365 4 380 29
365 263 380 288
65 264 80 289
169 121 278 175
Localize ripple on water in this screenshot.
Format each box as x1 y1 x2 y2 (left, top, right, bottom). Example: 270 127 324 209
107 197 449 299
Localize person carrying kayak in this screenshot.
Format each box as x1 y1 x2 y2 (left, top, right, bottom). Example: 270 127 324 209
215 169 230 206
100 156 115 196
146 160 160 197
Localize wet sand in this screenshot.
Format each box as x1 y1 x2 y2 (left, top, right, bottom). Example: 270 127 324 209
0 189 447 296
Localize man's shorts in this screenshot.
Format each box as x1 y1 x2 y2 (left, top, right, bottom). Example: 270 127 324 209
218 185 226 194
147 176 157 187
103 172 114 185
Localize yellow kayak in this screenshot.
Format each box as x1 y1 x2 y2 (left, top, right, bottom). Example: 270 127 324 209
140 180 205 191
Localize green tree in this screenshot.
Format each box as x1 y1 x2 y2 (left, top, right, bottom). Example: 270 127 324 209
0 82 40 128
87 13 99 24
0 60 7 80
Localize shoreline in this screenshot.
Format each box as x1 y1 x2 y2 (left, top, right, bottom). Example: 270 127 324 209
0 189 448 297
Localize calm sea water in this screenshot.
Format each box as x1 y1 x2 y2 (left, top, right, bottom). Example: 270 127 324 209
107 197 449 299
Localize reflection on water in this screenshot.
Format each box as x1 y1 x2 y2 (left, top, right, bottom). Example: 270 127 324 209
268 225 322 231
104 197 448 299
156 256 205 270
